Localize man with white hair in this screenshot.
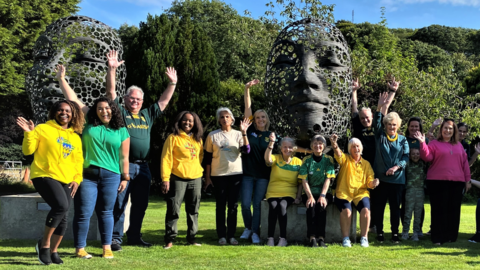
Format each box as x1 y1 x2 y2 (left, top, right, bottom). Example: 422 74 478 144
351 77 400 165
105 50 177 250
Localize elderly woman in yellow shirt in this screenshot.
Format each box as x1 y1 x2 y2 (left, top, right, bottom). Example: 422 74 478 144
330 134 379 248
264 134 303 247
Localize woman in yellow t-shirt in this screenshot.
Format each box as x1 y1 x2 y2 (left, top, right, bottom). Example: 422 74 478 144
264 134 302 247
330 134 379 248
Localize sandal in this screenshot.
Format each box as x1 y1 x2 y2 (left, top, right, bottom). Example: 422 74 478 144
229 238 238 245
218 238 227 245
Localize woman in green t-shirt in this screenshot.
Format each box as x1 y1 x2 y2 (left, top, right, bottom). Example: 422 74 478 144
298 135 335 248
56 65 130 260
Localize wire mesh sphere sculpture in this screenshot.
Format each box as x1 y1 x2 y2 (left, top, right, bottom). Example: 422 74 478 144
26 15 126 123
265 18 352 147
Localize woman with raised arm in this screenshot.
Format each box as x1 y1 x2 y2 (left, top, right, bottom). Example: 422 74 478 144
56 65 130 259
414 119 471 245
161 111 204 249
203 107 252 245
18 101 84 265
264 135 302 247
370 93 409 244
240 79 278 244
330 134 379 248
298 135 335 248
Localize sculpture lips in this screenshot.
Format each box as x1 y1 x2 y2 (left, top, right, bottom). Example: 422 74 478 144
287 93 329 112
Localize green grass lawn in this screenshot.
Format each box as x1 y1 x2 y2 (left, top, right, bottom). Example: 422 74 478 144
1 196 479 269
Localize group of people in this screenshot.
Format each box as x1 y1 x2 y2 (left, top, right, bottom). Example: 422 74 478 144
19 49 478 265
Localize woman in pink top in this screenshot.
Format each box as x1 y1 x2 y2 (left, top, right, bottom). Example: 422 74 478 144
413 118 471 245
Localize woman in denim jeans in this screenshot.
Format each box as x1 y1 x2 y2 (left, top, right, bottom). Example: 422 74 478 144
56 65 130 259
240 79 278 243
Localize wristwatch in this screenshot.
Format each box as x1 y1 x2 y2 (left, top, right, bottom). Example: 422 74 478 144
320 194 326 198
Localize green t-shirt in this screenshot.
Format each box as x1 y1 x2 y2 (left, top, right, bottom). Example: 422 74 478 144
242 125 280 179
82 124 130 174
298 154 335 196
115 97 162 160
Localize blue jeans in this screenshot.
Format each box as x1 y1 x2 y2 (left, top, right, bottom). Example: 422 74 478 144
112 162 152 243
73 166 120 248
240 175 269 234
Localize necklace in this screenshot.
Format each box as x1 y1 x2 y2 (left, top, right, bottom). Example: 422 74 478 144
385 132 398 142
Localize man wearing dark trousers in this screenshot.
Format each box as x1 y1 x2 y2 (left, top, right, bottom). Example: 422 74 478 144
106 50 177 250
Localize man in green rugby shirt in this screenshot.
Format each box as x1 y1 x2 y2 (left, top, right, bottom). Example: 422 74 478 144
106 50 177 250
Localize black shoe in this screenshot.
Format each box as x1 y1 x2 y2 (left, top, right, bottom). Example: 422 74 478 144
392 234 400 243
376 234 384 243
469 233 480 243
35 239 52 265
111 240 123 251
317 238 327 248
127 238 152 247
50 252 63 264
309 238 318 248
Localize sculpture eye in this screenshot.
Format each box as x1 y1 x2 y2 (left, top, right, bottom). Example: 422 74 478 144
273 55 296 68
34 50 50 60
319 52 346 70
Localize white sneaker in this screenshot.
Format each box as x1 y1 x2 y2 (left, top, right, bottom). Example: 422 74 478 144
240 228 252 239
342 237 351 247
401 232 409 240
251 233 260 244
360 237 369 247
277 237 287 247
267 237 275 246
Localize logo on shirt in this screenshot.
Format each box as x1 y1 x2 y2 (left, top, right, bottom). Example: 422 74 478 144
184 142 197 160
57 137 74 159
219 138 231 152
265 137 270 142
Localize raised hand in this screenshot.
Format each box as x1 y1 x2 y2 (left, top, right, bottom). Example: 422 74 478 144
387 76 401 92
16 117 35 132
55 64 66 80
432 117 443 128
165 67 177 83
352 78 361 91
245 79 260 88
475 143 480 154
329 134 338 145
269 132 276 143
377 92 389 108
106 50 124 69
413 131 425 143
240 118 252 133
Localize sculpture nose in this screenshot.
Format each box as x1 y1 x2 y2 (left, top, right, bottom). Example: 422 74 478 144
293 53 324 94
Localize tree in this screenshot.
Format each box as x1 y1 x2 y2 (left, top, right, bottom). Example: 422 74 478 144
464 64 480 96
409 25 475 53
0 0 80 95
166 0 276 82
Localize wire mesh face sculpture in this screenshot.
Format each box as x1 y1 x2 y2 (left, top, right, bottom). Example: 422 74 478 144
26 15 126 123
265 18 352 146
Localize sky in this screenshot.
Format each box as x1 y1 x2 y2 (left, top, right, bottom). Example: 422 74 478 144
78 0 480 30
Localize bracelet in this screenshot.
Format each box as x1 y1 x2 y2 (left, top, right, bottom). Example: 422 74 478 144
320 194 326 198
242 134 247 136
268 147 274 150
169 82 177 85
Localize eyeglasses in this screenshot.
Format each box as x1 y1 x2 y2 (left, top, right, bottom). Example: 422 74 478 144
127 96 143 102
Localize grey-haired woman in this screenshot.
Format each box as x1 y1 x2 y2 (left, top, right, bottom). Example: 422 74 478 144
204 107 252 245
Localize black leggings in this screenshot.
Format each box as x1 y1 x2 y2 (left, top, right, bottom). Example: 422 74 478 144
303 193 332 239
267 197 294 238
32 177 73 236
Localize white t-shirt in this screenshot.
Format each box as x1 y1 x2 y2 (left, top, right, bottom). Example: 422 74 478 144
205 129 244 176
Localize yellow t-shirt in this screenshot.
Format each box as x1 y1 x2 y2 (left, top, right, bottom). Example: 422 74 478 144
334 152 374 205
266 154 302 199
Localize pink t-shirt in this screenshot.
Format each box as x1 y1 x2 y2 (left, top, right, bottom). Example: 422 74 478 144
420 140 470 182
